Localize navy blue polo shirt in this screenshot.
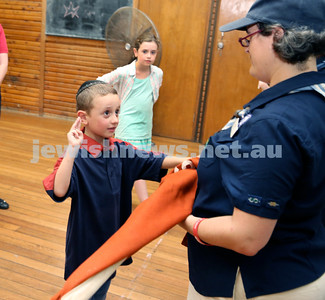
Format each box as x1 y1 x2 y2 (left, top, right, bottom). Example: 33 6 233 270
188 72 325 298
43 136 167 279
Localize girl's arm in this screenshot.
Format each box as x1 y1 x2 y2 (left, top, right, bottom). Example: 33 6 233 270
53 118 83 197
97 67 122 85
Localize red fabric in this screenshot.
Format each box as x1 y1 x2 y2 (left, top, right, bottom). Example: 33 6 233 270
52 157 199 299
43 157 63 191
0 24 8 53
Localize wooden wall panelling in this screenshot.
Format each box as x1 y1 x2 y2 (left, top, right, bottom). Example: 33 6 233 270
43 36 110 117
137 0 212 141
0 0 43 113
0 0 115 118
42 2 144 118
200 0 259 143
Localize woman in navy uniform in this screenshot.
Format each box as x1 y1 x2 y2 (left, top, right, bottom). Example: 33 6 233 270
180 0 325 299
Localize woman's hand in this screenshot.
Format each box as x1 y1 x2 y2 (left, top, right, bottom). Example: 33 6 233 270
178 214 198 233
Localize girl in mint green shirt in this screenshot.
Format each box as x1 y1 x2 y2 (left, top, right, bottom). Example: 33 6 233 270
97 32 163 202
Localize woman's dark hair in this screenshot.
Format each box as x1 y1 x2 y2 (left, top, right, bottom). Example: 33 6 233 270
257 23 325 67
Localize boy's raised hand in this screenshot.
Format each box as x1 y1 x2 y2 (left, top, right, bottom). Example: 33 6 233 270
67 117 83 147
53 117 83 198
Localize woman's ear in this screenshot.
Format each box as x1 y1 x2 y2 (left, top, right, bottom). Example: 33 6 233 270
273 27 285 39
77 110 88 126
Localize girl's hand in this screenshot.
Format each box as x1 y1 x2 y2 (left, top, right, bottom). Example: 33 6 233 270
67 117 83 147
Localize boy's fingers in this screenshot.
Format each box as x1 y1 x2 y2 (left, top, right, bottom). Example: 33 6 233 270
75 129 83 136
71 117 81 131
181 160 194 170
173 160 195 173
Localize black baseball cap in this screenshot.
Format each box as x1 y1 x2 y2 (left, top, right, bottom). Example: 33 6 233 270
220 0 325 33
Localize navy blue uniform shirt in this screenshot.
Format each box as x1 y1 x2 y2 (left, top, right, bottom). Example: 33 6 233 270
317 56 325 73
188 72 325 298
44 135 167 279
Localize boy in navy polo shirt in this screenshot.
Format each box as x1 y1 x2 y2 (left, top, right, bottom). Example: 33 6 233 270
43 81 187 300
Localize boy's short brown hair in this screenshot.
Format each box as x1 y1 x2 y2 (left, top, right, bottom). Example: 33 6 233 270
76 80 118 113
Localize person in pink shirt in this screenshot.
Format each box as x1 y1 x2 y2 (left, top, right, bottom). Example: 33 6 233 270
0 24 9 209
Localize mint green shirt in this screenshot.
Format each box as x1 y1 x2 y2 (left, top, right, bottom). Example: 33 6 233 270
115 76 154 140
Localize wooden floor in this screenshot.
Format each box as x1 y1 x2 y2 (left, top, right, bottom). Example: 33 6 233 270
0 110 203 300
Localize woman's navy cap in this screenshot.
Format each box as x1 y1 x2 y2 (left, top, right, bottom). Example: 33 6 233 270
76 80 107 98
220 0 325 33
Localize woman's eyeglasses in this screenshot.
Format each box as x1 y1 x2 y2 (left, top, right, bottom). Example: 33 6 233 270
238 29 262 47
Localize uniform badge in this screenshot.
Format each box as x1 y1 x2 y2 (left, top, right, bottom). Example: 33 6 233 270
228 107 252 137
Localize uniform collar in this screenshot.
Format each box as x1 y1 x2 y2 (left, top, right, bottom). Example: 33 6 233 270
80 134 114 157
244 72 325 111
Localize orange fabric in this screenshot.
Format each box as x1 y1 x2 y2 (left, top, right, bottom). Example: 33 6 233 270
52 157 199 300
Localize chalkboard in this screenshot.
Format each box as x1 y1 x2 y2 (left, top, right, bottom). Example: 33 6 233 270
46 0 133 40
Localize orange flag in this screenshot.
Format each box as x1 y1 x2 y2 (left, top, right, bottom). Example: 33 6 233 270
52 157 199 300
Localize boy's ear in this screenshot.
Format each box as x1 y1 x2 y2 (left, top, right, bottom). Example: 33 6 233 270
77 110 88 125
